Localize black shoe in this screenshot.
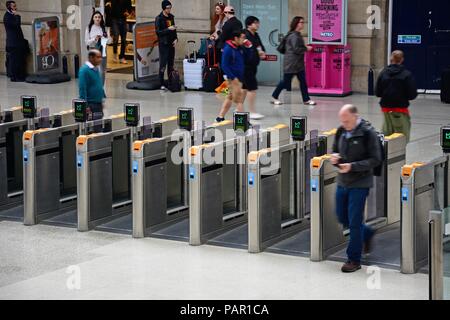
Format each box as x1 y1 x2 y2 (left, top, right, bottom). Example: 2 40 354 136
341 261 362 273
216 117 225 123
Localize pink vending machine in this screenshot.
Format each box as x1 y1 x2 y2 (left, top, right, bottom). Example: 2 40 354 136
305 44 352 97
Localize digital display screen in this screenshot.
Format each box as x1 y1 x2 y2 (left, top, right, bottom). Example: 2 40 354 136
73 99 88 123
441 126 450 151
124 103 140 127
21 96 37 119
234 112 249 133
291 116 307 141
178 108 193 131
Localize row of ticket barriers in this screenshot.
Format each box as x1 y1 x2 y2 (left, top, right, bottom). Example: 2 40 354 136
0 97 449 296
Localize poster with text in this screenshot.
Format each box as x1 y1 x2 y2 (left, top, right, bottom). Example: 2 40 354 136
34 17 60 73
309 0 347 45
134 22 159 81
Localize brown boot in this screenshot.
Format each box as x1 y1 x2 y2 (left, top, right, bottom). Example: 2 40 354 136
341 261 362 273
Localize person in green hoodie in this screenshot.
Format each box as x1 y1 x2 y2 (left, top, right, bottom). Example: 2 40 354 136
78 49 106 120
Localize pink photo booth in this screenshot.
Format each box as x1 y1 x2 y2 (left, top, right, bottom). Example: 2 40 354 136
306 0 352 96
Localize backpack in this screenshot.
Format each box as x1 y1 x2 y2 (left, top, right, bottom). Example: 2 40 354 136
335 125 385 177
168 70 182 92
203 66 221 92
277 32 291 54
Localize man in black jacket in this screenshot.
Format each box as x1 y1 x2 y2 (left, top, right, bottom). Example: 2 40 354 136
3 1 28 82
243 16 266 120
331 105 383 273
217 6 242 50
376 50 418 143
156 0 178 90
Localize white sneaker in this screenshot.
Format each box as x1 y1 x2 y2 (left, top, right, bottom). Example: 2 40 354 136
271 98 283 108
160 86 168 92
120 58 128 64
304 100 317 106
250 112 265 120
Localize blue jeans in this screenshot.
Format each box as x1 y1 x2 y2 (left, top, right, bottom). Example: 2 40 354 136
272 70 311 102
336 186 374 263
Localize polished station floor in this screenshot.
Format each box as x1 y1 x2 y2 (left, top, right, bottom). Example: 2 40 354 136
0 74 445 300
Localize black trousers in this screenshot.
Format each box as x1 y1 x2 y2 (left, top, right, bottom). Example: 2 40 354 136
111 19 127 59
6 46 27 81
159 44 175 86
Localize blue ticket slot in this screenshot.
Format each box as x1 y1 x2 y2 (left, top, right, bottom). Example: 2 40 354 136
401 188 409 202
23 150 29 163
132 161 139 174
189 166 196 180
248 173 255 187
311 179 318 192
77 155 83 168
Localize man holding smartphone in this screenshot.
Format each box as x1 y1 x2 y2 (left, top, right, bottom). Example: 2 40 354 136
331 105 383 273
156 0 178 91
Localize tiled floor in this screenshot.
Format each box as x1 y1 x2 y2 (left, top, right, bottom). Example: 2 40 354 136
0 74 447 300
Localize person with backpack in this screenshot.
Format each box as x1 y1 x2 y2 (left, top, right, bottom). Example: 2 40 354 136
376 50 418 143
156 0 178 91
271 16 315 106
215 30 246 122
242 16 266 120
330 105 383 273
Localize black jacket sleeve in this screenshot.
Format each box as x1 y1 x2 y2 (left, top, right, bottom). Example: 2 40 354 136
375 70 385 98
351 130 383 172
155 15 170 37
406 73 418 101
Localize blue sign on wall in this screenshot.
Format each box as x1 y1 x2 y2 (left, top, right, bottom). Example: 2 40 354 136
398 35 422 44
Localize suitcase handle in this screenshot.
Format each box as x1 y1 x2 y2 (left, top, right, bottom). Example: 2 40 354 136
186 40 197 62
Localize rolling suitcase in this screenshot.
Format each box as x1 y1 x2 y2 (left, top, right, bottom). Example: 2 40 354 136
183 40 205 90
203 40 222 92
441 68 450 104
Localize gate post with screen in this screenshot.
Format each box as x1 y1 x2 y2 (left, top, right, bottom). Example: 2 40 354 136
305 0 352 97
25 16 71 84
126 22 161 90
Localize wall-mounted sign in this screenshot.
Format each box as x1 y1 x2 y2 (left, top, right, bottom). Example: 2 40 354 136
133 22 160 81
309 0 348 45
397 35 422 44
33 16 61 74
262 54 278 62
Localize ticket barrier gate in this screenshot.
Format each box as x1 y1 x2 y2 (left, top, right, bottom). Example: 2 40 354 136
310 133 407 268
247 133 329 254
132 120 234 240
188 124 293 247
77 116 216 234
0 109 73 220
22 114 128 227
400 156 450 274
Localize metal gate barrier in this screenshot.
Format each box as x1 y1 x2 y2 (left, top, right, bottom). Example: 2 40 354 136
247 129 331 254
77 116 187 232
0 108 72 218
401 155 450 274
188 124 290 246
22 113 126 226
310 133 406 262
132 120 233 238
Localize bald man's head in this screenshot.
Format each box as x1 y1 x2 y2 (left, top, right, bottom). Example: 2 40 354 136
339 104 359 131
391 50 404 65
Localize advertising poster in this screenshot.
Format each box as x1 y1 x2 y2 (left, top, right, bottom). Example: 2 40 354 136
33 17 61 73
309 0 347 45
134 22 159 81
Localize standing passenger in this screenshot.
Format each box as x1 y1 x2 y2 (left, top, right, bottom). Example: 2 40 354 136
376 50 418 143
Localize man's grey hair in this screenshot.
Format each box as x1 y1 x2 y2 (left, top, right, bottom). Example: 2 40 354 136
341 104 358 114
